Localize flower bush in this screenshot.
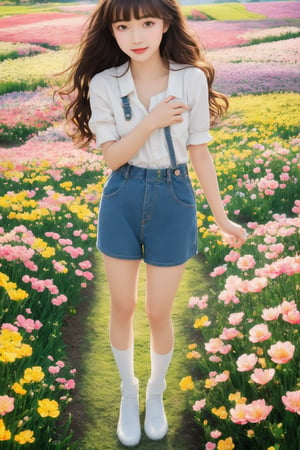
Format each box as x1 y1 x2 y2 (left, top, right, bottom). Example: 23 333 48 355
0 88 64 144
0 42 48 62
0 142 105 447
246 1 300 20
181 91 299 450
0 49 74 94
0 14 87 46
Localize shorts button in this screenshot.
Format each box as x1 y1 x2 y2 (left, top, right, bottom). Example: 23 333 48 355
174 169 180 176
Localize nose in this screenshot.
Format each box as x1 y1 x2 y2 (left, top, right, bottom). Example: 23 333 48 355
131 26 142 43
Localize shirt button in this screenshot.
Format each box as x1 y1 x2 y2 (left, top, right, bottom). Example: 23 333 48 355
174 169 180 176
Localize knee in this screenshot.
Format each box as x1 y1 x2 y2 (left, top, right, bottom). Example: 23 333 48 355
111 297 136 322
146 306 169 329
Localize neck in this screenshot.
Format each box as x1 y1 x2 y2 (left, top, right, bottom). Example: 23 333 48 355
130 55 168 81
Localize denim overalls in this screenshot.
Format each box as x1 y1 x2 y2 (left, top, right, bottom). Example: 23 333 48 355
97 95 198 267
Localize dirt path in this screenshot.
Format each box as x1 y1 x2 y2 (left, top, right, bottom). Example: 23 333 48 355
63 252 209 449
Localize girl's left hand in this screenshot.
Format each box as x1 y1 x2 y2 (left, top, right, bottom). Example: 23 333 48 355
218 219 248 248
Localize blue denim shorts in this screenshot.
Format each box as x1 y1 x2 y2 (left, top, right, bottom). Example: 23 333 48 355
97 163 198 266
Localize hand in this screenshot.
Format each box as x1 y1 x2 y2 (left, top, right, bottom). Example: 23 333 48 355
146 96 188 130
218 219 248 248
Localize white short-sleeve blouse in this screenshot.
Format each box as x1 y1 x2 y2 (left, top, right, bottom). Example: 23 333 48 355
89 61 213 169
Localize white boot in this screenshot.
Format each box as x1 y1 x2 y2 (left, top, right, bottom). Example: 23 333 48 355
111 346 141 446
144 379 168 440
117 378 141 447
144 348 173 440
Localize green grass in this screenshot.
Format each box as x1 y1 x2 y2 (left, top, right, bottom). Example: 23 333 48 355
0 4 63 17
181 3 265 21
64 252 210 449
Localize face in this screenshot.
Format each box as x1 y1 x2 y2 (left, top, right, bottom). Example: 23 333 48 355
111 14 168 62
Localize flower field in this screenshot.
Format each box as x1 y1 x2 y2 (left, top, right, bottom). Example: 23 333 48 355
0 2 299 449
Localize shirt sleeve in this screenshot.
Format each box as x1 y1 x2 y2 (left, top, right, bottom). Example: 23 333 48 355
88 74 120 146
187 68 213 146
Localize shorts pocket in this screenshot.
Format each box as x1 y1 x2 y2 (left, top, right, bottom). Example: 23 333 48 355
102 171 127 198
170 176 195 207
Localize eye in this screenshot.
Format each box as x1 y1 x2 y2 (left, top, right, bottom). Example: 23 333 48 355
113 23 128 31
143 20 154 27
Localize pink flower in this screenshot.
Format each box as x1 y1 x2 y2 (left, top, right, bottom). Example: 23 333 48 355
1 323 18 332
261 306 281 321
237 254 256 271
220 327 240 340
205 338 224 354
282 390 300 414
246 276 268 293
210 430 222 439
250 368 275 385
192 399 206 411
15 314 43 333
215 371 230 383
210 265 227 277
79 260 92 270
230 403 248 424
228 312 244 325
51 294 68 306
282 309 300 324
245 399 273 423
280 300 297 315
64 379 76 390
56 361 65 368
236 353 258 372
0 395 14 416
49 366 60 374
268 341 295 364
249 324 271 343
224 250 240 263
205 443 216 450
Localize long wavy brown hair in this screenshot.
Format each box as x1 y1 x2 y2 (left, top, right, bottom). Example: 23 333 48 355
59 0 228 147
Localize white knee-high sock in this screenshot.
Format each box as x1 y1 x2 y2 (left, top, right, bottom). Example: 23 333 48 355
111 345 137 391
148 347 173 394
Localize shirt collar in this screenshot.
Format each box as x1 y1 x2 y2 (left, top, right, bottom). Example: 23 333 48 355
116 61 183 98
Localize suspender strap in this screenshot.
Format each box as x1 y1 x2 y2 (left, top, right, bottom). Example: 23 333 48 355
163 126 177 169
121 96 132 121
121 95 177 169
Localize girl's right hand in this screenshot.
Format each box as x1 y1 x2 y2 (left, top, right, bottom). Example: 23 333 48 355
146 96 189 130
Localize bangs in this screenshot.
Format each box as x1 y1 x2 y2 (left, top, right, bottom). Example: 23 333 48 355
108 0 168 23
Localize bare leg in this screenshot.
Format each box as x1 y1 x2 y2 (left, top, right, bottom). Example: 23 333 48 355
144 263 186 440
102 255 141 349
102 255 141 447
145 263 186 354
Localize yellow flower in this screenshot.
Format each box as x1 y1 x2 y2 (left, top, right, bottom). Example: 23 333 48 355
212 406 228 419
258 357 267 368
37 399 60 418
228 392 247 404
14 430 35 444
179 376 194 391
247 430 255 438
186 351 201 360
23 367 45 383
0 419 11 441
11 383 27 395
41 247 55 258
188 343 197 350
217 437 235 450
194 315 209 328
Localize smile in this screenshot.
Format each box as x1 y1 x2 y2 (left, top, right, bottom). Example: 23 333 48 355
132 48 148 54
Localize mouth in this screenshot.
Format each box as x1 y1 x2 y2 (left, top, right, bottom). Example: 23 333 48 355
132 47 148 54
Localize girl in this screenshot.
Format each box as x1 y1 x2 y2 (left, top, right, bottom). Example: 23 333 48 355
60 0 247 446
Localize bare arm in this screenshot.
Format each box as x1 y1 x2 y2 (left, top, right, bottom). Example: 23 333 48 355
102 96 188 170
189 143 247 247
